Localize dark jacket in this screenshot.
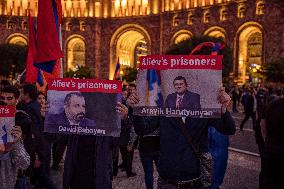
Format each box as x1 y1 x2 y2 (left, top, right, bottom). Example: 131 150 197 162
241 93 255 113
138 129 160 154
63 136 113 189
19 100 47 161
15 110 36 164
133 112 235 181
45 111 96 134
165 90 201 109
119 104 136 146
119 117 133 146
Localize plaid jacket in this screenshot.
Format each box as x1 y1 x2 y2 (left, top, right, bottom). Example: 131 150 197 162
0 141 30 189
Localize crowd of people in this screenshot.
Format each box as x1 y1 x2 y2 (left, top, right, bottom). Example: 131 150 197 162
0 78 283 189
228 83 284 189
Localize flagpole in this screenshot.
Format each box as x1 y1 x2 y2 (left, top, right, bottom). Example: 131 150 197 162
59 24 63 78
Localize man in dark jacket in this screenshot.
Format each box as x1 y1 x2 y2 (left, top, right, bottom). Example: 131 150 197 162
128 87 235 189
19 84 57 189
118 84 137 177
62 101 129 189
165 76 201 110
240 87 256 131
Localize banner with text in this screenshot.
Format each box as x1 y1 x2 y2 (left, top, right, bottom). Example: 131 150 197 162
44 78 122 136
134 55 223 118
0 106 15 151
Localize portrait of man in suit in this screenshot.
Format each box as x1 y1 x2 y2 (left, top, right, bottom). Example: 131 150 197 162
165 76 201 110
46 92 95 133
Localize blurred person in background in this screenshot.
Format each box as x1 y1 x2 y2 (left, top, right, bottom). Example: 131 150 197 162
261 88 284 189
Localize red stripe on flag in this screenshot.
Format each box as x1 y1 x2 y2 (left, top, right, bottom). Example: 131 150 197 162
25 15 37 83
35 0 63 63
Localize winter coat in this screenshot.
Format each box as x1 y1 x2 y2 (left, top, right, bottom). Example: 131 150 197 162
63 136 114 189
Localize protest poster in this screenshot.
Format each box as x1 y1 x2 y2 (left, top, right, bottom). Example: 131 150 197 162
44 78 122 136
134 55 223 118
0 106 15 151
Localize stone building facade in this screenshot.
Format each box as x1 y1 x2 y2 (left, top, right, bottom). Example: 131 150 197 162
0 0 283 84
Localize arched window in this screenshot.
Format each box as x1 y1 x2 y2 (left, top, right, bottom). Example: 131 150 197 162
67 37 86 71
238 4 245 18
80 21 86 31
247 32 263 58
7 34 28 46
237 23 263 84
22 20 28 30
187 12 194 25
256 1 265 15
7 20 13 29
220 8 228 21
172 30 193 44
203 10 210 23
66 22 72 31
173 14 180 27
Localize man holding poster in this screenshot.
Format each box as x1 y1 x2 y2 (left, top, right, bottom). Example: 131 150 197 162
128 51 236 189
43 78 128 189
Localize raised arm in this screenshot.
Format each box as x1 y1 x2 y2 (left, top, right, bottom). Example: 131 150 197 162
211 86 236 135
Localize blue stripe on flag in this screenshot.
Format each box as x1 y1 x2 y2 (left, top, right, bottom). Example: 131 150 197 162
147 70 163 107
114 62 120 74
52 0 60 36
2 125 7 144
37 69 44 86
34 60 56 73
147 70 159 90
212 43 221 52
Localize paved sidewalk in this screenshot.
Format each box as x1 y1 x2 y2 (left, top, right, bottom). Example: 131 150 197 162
112 150 260 189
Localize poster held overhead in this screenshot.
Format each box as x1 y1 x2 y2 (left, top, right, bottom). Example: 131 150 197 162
44 78 122 136
134 55 223 118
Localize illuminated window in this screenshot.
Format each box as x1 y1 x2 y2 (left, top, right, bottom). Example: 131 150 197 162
67 37 86 71
204 11 210 23
173 14 180 27
256 1 265 15
113 0 149 17
66 22 72 31
7 20 13 29
22 21 28 30
80 21 86 31
220 8 228 21
248 32 263 58
7 34 28 46
187 12 194 25
238 4 245 18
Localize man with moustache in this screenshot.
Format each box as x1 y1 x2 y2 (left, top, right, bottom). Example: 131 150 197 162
46 92 95 133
